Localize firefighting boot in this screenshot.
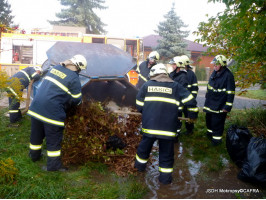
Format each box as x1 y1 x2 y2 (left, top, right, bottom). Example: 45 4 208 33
159 172 172 185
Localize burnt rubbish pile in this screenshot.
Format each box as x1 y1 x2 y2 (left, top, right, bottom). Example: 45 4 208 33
62 100 142 176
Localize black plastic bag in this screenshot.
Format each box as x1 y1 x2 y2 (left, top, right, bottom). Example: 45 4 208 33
226 125 252 168
106 135 126 151
238 137 266 184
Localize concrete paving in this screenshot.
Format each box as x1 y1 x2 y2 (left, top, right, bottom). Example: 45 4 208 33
197 86 266 109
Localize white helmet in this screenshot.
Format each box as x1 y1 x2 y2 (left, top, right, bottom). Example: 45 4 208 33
148 51 160 61
70 54 87 70
211 55 227 66
172 56 185 68
149 63 167 77
181 55 190 65
33 66 43 72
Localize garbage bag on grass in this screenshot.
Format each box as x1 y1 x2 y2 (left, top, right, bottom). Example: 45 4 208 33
226 125 252 168
238 137 266 184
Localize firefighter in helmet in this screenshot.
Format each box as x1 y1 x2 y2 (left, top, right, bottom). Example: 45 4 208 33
28 54 87 171
135 51 160 89
135 63 198 184
169 56 189 137
180 55 199 135
204 55 235 146
6 66 44 126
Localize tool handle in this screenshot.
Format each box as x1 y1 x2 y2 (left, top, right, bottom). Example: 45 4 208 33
21 79 34 115
113 110 190 121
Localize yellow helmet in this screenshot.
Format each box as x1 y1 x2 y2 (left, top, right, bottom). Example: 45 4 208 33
70 54 87 70
148 51 160 61
173 56 185 68
149 63 167 77
211 55 227 66
181 55 190 65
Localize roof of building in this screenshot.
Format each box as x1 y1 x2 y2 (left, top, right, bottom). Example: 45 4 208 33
143 34 208 52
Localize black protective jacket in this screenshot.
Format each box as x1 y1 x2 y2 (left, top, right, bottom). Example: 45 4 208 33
136 78 198 140
169 70 188 88
7 67 41 96
28 65 82 127
204 67 235 113
186 67 199 98
135 60 156 89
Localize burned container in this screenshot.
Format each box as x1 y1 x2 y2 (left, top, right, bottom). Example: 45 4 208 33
36 41 138 107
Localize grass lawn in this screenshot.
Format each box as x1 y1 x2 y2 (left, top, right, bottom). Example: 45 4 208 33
0 107 147 199
0 106 265 198
236 89 266 100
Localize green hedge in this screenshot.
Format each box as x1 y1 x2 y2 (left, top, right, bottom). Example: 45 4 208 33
195 65 207 81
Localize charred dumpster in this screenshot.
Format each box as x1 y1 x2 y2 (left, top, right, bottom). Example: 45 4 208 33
39 41 138 107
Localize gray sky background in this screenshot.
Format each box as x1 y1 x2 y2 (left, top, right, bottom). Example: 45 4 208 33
8 0 226 41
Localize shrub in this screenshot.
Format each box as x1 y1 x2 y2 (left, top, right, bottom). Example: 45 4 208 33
0 158 18 184
195 65 207 81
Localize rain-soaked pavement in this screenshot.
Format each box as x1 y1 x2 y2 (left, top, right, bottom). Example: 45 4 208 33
140 142 266 199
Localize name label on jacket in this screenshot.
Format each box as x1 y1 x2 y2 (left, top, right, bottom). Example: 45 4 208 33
50 68 67 79
148 86 172 94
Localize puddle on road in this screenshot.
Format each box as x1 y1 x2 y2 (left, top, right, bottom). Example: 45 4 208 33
143 142 266 199
144 143 199 199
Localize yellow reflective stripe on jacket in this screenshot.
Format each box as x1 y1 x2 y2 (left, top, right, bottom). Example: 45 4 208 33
45 76 81 98
20 70 31 82
142 128 176 137
226 91 235 94
226 102 233 106
136 65 140 73
208 85 226 92
182 94 194 104
28 110 64 126
144 96 180 106
7 86 19 97
9 110 19 113
136 100 144 106
139 74 148 82
192 83 198 86
188 107 199 112
159 167 173 173
203 106 223 113
192 91 198 94
31 72 38 78
213 136 222 140
47 150 61 157
136 154 148 164
187 84 192 88
178 106 183 110
30 143 42 150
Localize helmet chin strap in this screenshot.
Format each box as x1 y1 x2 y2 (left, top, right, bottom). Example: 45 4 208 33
75 65 81 73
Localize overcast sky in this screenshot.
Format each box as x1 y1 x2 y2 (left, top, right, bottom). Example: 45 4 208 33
8 0 226 41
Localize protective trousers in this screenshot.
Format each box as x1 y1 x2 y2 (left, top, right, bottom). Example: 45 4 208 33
29 117 64 171
135 135 175 184
206 112 227 144
8 96 22 123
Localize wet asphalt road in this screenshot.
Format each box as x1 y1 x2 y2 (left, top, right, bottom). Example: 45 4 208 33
197 86 266 109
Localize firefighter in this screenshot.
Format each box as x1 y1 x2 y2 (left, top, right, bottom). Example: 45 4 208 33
7 66 43 126
204 55 235 146
27 54 87 171
134 63 198 184
135 51 160 89
169 56 189 136
180 55 199 135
